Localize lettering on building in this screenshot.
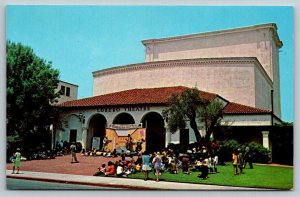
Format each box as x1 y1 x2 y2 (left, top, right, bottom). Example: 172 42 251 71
97 106 150 113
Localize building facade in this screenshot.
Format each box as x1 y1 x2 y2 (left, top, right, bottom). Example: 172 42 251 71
56 23 282 153
55 80 78 104
93 23 282 118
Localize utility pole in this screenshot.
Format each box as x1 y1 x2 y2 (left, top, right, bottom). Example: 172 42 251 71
271 89 274 126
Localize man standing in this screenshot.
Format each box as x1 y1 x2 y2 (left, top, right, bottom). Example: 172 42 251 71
126 134 133 152
70 142 79 163
238 148 244 174
244 145 253 169
102 136 109 152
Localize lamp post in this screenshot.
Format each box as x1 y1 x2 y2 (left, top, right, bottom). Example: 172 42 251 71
78 112 85 124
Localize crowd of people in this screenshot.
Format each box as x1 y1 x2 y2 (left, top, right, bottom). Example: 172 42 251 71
92 145 226 181
89 140 255 181
9 139 254 179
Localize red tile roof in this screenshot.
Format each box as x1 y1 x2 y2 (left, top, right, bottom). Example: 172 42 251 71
223 102 271 114
58 86 271 115
58 86 217 107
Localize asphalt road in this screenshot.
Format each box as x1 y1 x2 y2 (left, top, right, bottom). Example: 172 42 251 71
6 178 123 190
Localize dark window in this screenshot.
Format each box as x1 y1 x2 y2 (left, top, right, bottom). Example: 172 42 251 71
69 129 77 143
66 87 70 97
60 85 65 95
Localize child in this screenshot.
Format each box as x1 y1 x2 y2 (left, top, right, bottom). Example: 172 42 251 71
104 161 115 176
169 159 178 174
116 162 127 177
99 164 106 174
135 163 142 172
238 149 244 174
12 148 21 174
197 160 209 179
232 149 239 175
181 154 191 175
142 151 152 181
93 164 106 176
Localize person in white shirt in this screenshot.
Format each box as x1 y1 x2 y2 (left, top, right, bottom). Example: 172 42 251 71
116 162 127 177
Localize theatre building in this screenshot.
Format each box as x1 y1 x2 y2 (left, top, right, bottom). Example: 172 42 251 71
55 23 283 153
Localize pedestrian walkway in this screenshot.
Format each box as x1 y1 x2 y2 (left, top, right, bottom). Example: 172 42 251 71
6 170 263 190
6 154 276 190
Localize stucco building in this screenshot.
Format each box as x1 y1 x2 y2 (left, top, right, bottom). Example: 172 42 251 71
56 23 282 153
55 80 78 104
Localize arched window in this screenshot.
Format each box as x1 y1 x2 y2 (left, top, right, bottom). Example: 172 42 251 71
113 113 135 124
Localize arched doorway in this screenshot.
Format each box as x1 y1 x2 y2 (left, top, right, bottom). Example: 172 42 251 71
113 113 135 124
87 114 107 150
141 112 165 153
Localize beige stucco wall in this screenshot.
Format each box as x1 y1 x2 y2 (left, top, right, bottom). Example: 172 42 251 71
254 66 275 115
271 41 281 117
142 24 282 118
143 24 280 82
93 59 267 110
92 24 281 119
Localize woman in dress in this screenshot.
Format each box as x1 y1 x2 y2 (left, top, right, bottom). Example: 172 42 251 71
152 152 162 182
142 151 151 181
12 148 21 174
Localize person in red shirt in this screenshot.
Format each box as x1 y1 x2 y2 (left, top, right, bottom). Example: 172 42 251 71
105 161 115 176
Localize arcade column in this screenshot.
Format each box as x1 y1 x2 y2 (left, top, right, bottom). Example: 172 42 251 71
165 122 171 148
82 127 88 150
261 131 270 149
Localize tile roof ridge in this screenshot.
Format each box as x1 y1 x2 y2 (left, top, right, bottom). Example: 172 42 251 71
226 102 271 112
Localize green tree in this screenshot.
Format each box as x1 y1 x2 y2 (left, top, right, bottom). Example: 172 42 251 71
163 87 224 149
197 100 224 147
7 41 60 149
163 88 205 146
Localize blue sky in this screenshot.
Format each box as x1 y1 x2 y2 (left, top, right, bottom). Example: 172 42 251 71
6 6 294 122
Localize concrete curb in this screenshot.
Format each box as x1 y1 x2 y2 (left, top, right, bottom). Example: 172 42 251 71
6 174 157 190
6 170 268 190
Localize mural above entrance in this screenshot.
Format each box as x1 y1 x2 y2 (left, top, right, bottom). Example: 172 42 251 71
105 128 146 153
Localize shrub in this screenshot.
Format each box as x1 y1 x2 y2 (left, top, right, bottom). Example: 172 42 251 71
247 142 272 163
220 140 271 164
221 140 239 161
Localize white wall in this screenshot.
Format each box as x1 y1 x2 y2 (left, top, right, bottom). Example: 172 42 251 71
93 59 258 109
222 114 272 126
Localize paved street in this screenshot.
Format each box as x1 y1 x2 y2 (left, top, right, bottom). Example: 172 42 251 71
7 178 122 190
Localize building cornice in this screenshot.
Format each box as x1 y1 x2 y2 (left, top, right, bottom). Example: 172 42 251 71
59 80 79 87
141 23 282 48
93 57 272 87
270 26 283 48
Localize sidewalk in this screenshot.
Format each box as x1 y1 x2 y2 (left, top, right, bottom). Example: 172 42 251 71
6 170 262 190
6 154 271 190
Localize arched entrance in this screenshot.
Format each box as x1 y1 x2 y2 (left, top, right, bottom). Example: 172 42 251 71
113 113 135 124
87 114 107 150
142 112 165 153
